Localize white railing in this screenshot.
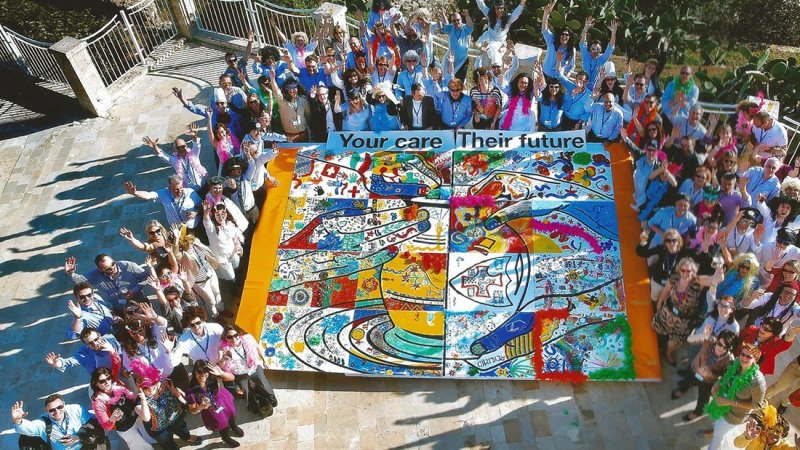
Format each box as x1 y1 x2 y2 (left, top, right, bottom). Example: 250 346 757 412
82 0 179 87
252 2 318 49
0 25 73 94
125 0 179 57
783 116 800 161
83 17 143 87
192 0 318 50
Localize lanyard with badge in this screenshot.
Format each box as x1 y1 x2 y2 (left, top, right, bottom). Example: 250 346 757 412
191 328 210 359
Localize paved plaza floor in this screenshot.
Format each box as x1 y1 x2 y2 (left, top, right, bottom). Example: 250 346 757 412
1 43 799 449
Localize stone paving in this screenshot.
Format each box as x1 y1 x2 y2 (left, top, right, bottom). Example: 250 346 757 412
1 42 799 449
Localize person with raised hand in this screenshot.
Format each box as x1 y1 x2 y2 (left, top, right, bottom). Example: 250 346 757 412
541 0 575 77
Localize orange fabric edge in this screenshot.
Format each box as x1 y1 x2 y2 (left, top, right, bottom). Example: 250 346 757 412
236 147 298 338
607 142 662 380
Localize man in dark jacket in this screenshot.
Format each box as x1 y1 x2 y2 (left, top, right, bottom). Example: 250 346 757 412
400 83 438 130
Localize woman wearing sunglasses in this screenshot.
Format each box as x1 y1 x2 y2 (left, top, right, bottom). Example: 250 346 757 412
672 329 737 422
91 367 154 449
132 361 202 450
706 343 766 450
217 324 278 413
187 360 242 448
119 221 178 273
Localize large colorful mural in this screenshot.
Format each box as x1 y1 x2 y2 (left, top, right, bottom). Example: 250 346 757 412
260 131 634 381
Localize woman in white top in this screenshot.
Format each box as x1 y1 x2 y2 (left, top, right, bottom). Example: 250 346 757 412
498 72 543 131
202 201 246 282
475 0 525 50
217 324 278 413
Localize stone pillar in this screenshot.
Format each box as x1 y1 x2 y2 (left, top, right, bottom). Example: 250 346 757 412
313 3 350 41
49 37 111 117
167 0 193 40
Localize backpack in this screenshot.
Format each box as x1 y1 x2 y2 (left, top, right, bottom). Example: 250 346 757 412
18 416 51 450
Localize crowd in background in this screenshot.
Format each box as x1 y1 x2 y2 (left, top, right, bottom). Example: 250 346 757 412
10 0 800 448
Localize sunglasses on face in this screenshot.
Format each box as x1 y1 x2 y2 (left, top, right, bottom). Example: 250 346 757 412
665 238 679 244
739 265 751 270
48 404 65 414
377 63 388 67
77 292 94 300
215 101 226 106
719 302 734 309
148 228 161 235
190 320 203 328
175 144 187 150
634 82 644 87
97 377 111 385
225 333 239 340
101 262 117 274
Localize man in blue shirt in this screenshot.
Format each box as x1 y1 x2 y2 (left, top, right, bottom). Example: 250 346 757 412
66 281 115 337
64 253 149 313
742 157 782 202
437 78 472 130
438 10 473 81
579 17 617 84
586 92 623 143
222 30 255 88
648 193 697 246
662 65 699 126
44 327 121 376
12 394 95 450
295 55 328 92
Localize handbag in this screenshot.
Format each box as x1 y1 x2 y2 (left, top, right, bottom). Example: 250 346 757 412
249 382 274 418
77 418 110 450
197 243 220 269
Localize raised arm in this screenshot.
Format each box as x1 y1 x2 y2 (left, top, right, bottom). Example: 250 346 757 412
608 18 619 48
123 181 158 201
205 108 219 147
463 9 473 27
243 30 254 63
541 0 555 32
580 16 593 45
270 17 288 44
476 0 491 18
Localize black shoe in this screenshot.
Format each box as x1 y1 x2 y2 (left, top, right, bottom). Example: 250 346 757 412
778 404 788 415
267 393 278 407
230 424 244 438
187 435 204 446
671 389 683 400
221 434 240 448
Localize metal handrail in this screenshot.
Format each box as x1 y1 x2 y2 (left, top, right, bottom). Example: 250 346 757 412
2 26 54 48
82 17 123 43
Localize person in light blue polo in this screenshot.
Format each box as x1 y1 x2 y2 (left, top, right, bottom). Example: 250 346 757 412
742 157 782 202
437 78 472 130
555 70 592 130
578 17 618 84
649 193 697 247
662 65 699 126
585 92 624 142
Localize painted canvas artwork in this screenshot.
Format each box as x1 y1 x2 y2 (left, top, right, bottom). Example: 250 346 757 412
260 131 633 381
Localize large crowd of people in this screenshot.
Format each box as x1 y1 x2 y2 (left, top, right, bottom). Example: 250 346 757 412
10 0 800 448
